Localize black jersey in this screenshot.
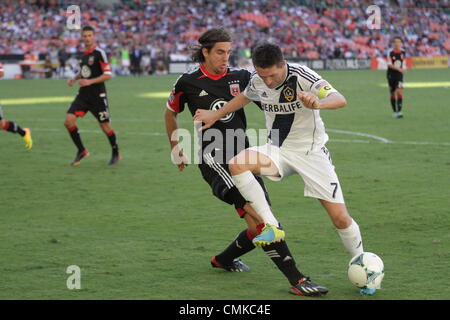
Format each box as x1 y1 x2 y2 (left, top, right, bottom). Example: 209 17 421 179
78 46 111 98
167 64 258 164
387 49 406 80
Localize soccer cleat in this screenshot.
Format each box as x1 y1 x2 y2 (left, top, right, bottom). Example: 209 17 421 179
252 224 285 247
23 128 32 149
107 152 122 166
360 288 377 295
211 256 250 272
289 277 329 297
71 149 90 166
397 112 404 118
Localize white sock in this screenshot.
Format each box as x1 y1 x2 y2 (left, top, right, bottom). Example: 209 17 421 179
232 171 279 226
337 219 364 257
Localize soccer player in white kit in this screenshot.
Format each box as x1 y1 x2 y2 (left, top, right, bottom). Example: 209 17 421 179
195 42 372 293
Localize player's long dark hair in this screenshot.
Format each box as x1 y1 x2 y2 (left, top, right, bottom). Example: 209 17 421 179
191 28 232 63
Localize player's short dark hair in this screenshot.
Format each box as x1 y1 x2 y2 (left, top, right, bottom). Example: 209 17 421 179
82 26 95 33
393 36 403 42
251 42 284 69
191 28 232 63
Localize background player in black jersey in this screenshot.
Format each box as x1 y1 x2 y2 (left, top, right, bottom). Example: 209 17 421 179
0 63 32 149
64 26 120 166
387 37 406 119
164 28 328 296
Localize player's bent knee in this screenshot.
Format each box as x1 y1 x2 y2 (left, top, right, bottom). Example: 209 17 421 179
229 161 246 175
229 151 256 175
333 212 352 229
64 114 76 128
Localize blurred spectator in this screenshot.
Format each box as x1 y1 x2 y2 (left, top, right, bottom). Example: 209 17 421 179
130 46 143 76
154 60 168 75
140 51 152 75
43 55 53 78
58 45 69 78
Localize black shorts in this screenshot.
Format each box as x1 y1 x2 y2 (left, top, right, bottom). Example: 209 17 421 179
387 76 403 91
67 93 111 123
199 161 271 214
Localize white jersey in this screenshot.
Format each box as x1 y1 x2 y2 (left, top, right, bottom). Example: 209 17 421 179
243 63 338 152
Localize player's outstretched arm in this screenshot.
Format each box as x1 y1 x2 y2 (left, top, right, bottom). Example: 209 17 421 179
298 91 347 110
67 72 81 86
193 93 251 131
164 108 188 171
78 74 111 87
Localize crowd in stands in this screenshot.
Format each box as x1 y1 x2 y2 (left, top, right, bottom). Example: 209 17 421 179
0 0 448 77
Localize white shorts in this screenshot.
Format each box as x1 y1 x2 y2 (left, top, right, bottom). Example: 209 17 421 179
247 143 345 203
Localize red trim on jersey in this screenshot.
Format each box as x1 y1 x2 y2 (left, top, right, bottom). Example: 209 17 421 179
199 64 230 80
393 49 402 54
167 90 184 113
100 60 111 72
74 111 86 117
3 121 11 131
84 45 97 55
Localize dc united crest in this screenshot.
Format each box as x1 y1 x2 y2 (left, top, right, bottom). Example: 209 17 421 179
210 99 234 122
229 83 240 97
81 65 91 78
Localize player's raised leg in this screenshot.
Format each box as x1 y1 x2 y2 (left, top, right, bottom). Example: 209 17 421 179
99 121 121 165
229 149 284 247
64 112 89 165
0 107 32 149
319 200 364 258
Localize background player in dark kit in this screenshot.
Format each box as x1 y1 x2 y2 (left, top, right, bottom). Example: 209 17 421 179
65 26 120 165
164 28 327 296
387 37 406 118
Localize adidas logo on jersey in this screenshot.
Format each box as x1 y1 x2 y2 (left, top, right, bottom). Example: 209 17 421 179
199 90 208 97
262 92 268 98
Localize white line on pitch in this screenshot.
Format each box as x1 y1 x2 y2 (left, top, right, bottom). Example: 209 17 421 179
327 129 391 143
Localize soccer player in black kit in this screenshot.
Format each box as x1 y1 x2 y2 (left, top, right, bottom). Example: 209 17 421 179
387 37 406 119
64 26 120 165
164 28 327 296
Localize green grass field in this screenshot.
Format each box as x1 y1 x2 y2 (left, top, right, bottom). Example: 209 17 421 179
0 68 449 300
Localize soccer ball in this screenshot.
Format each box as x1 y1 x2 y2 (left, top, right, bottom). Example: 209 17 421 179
348 252 384 289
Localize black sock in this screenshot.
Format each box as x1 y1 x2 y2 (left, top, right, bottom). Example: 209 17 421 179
106 130 119 155
390 95 397 112
67 125 85 152
4 121 25 137
397 97 403 112
215 229 255 265
262 241 305 286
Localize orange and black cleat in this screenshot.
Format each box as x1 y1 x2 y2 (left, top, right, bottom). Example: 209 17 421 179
71 149 90 166
107 152 122 166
